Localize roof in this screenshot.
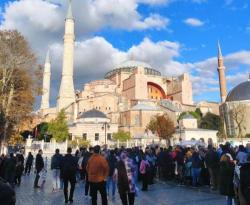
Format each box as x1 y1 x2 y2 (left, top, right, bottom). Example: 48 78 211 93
131 103 161 111
116 60 153 69
226 79 250 102
78 109 107 119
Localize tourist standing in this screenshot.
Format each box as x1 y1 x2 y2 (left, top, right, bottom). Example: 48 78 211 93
106 150 117 199
4 153 16 188
117 151 136 205
34 149 44 188
87 145 109 205
219 153 235 205
61 147 78 203
51 149 63 192
205 145 220 190
140 153 149 191
236 145 248 164
82 147 94 199
25 152 33 175
191 150 202 187
15 151 24 186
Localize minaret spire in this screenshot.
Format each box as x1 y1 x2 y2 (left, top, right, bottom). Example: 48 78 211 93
66 0 73 19
217 42 227 103
41 50 51 110
217 40 223 58
57 0 75 111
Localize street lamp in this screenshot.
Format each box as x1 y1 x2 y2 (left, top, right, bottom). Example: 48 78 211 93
102 122 110 145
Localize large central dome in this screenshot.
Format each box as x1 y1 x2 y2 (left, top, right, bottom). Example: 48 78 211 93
105 60 161 79
226 79 250 102
116 60 153 69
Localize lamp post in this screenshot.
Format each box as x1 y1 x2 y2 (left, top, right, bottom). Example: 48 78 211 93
102 122 110 146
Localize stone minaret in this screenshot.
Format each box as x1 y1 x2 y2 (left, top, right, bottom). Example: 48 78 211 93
57 0 75 111
40 50 51 110
217 41 227 103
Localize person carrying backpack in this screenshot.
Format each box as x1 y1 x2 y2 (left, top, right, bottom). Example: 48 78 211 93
61 147 78 204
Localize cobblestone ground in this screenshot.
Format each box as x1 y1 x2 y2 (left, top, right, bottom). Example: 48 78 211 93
15 171 226 205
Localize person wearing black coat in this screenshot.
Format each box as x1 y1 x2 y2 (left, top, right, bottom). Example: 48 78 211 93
219 154 235 205
0 177 16 205
204 145 220 190
34 149 44 188
15 152 24 186
51 149 63 191
61 147 78 204
4 153 16 187
25 152 33 175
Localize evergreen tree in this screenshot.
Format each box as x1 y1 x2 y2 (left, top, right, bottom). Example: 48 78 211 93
48 110 69 142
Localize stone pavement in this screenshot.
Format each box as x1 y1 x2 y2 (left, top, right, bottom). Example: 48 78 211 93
15 172 226 205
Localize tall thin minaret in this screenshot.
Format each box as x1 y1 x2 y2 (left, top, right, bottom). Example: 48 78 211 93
217 41 227 103
57 0 75 111
40 50 51 110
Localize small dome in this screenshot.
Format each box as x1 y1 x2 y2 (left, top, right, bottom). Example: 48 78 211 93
226 80 250 102
116 60 153 69
79 109 107 119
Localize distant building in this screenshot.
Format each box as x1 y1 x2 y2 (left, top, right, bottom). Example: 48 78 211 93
173 114 218 145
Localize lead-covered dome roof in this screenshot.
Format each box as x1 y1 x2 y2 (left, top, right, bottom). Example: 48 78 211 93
226 80 250 102
79 109 107 119
105 60 161 79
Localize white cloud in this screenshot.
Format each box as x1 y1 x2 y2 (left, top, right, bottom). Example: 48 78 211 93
184 18 204 27
0 0 169 57
42 36 191 105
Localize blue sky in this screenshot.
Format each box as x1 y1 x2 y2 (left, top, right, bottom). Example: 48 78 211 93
0 0 250 107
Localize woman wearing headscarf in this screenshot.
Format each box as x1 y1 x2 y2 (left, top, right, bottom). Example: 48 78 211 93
116 151 136 205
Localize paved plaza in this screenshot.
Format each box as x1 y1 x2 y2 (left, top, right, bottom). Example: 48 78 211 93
15 171 226 205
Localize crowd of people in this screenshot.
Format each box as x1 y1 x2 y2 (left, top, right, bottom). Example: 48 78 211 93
0 142 250 205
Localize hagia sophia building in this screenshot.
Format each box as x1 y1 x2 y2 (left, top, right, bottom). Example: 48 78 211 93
38 0 225 146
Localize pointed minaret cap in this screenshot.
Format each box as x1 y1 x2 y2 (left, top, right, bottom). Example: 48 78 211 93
66 0 73 19
45 50 50 64
217 40 223 58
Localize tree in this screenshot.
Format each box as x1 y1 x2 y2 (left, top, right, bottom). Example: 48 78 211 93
178 108 202 122
199 112 220 130
146 114 175 145
35 122 49 141
230 103 246 139
217 117 227 141
69 139 90 149
113 130 131 142
0 30 41 147
48 110 69 142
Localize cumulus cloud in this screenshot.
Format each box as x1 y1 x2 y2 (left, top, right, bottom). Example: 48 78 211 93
190 50 250 96
184 18 204 27
0 0 169 57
